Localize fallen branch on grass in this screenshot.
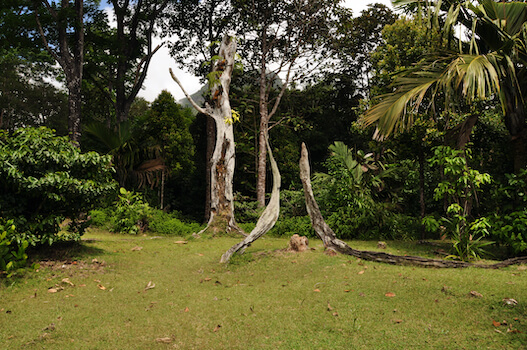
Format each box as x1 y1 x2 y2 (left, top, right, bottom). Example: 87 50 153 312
299 143 527 269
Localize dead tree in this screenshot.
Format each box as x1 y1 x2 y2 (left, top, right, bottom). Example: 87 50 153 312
300 142 527 268
171 34 240 235
220 134 281 263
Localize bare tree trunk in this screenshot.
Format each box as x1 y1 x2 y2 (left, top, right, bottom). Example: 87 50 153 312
35 0 84 145
256 43 269 208
220 133 280 263
299 142 527 269
205 116 215 222
171 34 241 235
67 77 83 144
160 169 165 210
256 112 269 207
418 146 426 239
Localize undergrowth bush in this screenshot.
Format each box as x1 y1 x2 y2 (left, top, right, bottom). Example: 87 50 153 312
88 209 110 229
110 188 153 234
0 219 29 277
149 210 201 236
269 215 314 237
0 127 116 246
90 189 201 236
490 210 527 255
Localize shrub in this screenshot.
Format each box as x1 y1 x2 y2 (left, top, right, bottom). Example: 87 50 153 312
88 209 111 229
0 219 29 277
149 210 201 236
490 210 527 255
234 194 262 223
110 188 153 234
269 215 315 237
0 127 116 245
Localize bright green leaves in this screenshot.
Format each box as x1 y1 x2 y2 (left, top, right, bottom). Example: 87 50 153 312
0 127 117 246
427 145 493 260
0 219 29 277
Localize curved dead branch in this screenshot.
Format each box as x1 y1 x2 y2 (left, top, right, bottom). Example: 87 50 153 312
220 135 281 263
300 142 527 268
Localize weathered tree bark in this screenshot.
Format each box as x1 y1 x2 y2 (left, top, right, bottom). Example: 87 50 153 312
300 142 527 268
171 34 240 235
220 134 280 263
204 116 215 222
418 146 426 239
35 0 84 145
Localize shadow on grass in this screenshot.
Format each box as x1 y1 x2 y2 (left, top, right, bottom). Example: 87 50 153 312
26 240 106 262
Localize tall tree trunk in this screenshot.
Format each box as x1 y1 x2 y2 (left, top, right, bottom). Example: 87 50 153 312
256 37 269 208
512 130 527 172
502 79 527 171
418 145 426 239
257 110 269 207
205 115 215 222
67 77 83 144
171 34 240 235
34 0 84 145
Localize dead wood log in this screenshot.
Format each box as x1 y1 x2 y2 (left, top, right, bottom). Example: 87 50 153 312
220 135 281 263
299 142 527 268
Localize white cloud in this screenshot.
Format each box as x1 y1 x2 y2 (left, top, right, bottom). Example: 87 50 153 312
139 41 202 102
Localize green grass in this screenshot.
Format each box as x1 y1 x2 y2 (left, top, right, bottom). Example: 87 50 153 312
1 229 526 349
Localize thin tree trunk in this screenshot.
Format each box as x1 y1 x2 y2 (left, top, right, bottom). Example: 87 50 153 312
256 41 269 208
256 113 268 207
299 142 527 268
205 115 215 222
418 145 426 239
160 169 165 210
67 78 83 144
34 0 84 145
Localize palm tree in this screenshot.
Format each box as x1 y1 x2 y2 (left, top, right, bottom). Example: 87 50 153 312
364 0 527 171
84 121 167 205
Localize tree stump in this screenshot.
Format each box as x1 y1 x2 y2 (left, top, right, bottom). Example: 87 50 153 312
287 234 309 252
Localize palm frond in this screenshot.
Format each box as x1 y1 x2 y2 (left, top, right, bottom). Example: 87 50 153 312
364 74 439 140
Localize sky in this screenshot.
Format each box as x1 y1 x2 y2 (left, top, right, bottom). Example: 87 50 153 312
139 0 394 102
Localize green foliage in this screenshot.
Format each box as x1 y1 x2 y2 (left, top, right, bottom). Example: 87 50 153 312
441 205 493 260
233 194 262 224
489 169 527 254
110 188 153 235
429 146 491 212
149 210 201 236
311 142 413 240
0 127 117 246
0 219 28 277
88 209 111 229
146 90 195 184
429 146 492 260
269 216 315 238
490 210 527 254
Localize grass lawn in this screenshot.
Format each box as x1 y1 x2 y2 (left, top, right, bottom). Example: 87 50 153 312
1 229 526 349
